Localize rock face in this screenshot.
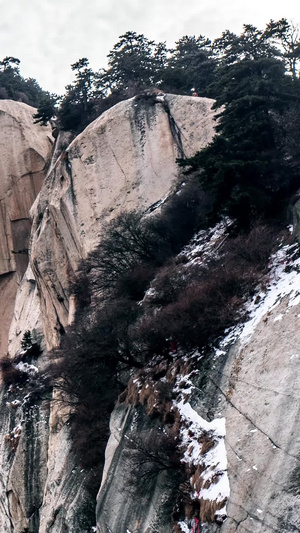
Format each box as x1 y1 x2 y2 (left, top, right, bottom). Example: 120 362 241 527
221 297 300 532
28 94 215 350
97 404 179 533
1 94 216 533
4 92 300 533
97 225 300 533
0 100 53 353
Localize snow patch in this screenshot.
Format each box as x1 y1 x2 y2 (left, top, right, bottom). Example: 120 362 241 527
240 243 300 343
212 240 300 356
15 361 39 375
177 521 190 533
175 398 229 520
180 218 232 264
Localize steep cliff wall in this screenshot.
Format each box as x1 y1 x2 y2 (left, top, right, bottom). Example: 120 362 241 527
97 222 300 533
2 94 216 533
28 94 215 350
0 100 53 353
220 239 300 533
3 92 300 533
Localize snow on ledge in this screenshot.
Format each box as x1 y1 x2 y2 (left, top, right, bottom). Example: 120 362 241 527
175 397 230 525
240 243 300 343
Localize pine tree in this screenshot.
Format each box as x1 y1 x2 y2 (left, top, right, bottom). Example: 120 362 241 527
182 51 300 227
99 31 167 96
58 58 99 130
33 94 57 125
162 35 216 96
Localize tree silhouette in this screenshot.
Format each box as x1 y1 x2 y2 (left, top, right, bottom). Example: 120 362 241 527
100 31 167 96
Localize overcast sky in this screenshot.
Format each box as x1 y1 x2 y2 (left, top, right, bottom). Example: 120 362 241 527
0 0 298 95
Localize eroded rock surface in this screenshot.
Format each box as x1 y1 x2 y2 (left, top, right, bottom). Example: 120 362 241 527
221 294 300 533
29 94 215 349
0 100 53 353
1 94 216 533
97 403 182 533
4 93 300 533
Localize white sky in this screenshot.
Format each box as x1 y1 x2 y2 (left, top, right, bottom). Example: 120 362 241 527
0 0 298 95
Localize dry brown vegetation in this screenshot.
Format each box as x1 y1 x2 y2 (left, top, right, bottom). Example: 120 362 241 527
48 175 285 514
199 497 227 523
4 426 21 453
0 357 29 386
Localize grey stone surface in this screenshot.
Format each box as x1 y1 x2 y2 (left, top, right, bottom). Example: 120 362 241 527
0 94 216 533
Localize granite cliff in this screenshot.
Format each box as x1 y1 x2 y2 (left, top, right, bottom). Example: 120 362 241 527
0 100 53 354
1 94 216 532
1 94 300 533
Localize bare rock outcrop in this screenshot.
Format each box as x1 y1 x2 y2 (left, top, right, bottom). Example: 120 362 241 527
97 404 179 533
29 94 215 349
2 92 300 533
221 297 300 532
1 94 216 533
0 100 53 353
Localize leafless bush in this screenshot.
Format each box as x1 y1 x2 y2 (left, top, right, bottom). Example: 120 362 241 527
0 356 29 385
72 178 213 309
76 211 167 301
126 429 183 486
224 223 279 269
134 223 279 354
116 262 157 300
148 178 213 254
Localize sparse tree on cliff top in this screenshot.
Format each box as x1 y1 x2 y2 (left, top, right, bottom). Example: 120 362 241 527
161 35 216 96
58 58 99 130
264 18 300 78
100 31 167 96
33 93 58 125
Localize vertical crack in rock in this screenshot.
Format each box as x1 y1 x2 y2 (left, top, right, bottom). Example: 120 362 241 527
162 97 186 159
63 151 76 203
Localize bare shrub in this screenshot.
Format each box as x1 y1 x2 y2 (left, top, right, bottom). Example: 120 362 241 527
147 178 213 255
50 340 118 470
145 260 188 307
126 429 183 486
135 274 242 355
135 222 279 355
77 211 168 301
69 268 91 309
71 178 213 310
116 262 157 300
0 356 28 385
48 297 144 470
224 223 279 270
